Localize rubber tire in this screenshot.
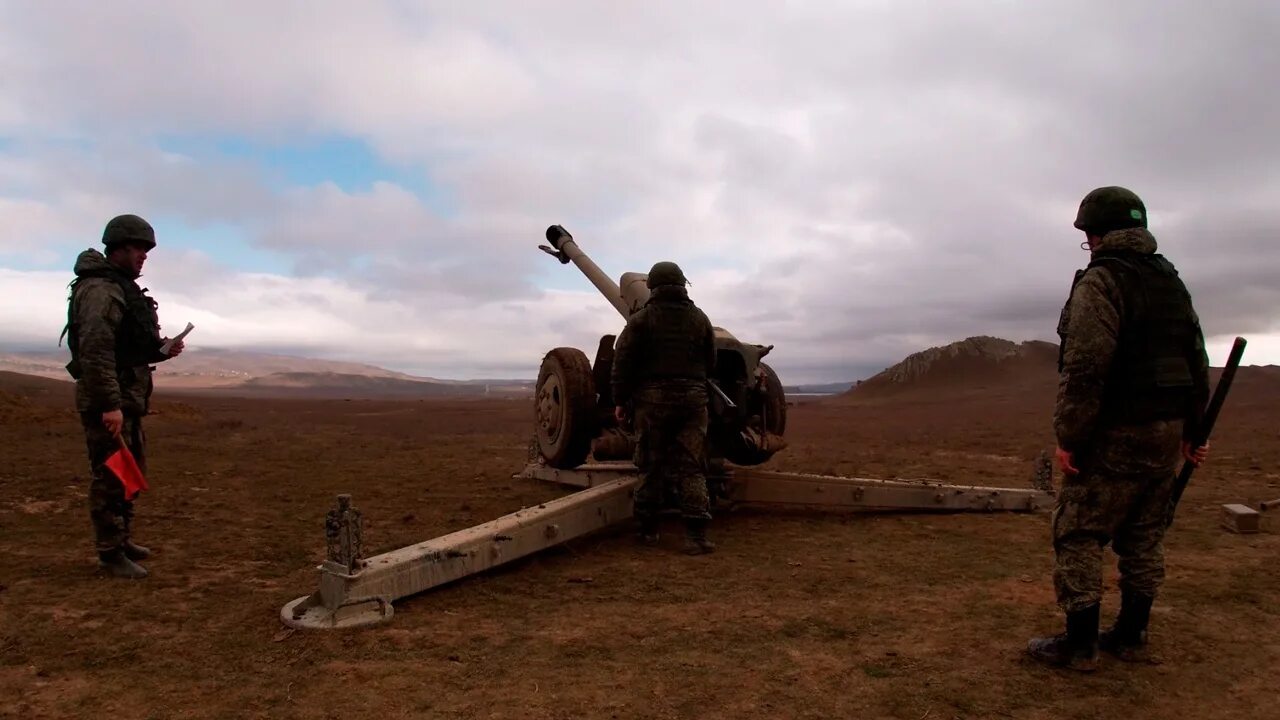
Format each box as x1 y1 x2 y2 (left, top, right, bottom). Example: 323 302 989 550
721 361 787 466
535 347 597 469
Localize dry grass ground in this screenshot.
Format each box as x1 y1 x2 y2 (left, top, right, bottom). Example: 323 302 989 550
0 370 1276 719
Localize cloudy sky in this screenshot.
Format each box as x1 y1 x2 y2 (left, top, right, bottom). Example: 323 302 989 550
1 2 1277 383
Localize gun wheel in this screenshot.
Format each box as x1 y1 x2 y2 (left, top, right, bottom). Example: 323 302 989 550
722 361 787 466
535 347 597 469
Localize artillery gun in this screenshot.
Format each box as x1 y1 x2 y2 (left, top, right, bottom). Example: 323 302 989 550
279 226 1057 630
532 225 786 471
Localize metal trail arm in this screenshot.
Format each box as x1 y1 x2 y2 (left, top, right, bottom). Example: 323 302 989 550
282 478 638 629
282 463 1053 629
540 225 631 319
522 463 1053 513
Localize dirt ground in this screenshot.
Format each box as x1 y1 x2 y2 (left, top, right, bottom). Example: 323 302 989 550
1 370 1277 720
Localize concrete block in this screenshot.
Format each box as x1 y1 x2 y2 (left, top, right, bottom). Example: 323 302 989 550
1221 503 1261 534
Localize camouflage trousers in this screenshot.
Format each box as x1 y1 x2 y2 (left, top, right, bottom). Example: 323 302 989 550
632 383 711 521
1052 421 1182 612
81 412 147 552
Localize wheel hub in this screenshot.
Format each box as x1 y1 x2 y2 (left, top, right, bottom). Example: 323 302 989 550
536 375 564 441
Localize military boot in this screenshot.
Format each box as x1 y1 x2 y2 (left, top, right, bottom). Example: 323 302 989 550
682 519 715 555
1026 604 1099 672
636 514 660 547
1099 591 1154 663
121 504 149 560
122 539 152 561
97 549 148 580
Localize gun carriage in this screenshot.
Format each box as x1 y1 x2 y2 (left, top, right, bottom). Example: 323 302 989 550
281 226 1054 629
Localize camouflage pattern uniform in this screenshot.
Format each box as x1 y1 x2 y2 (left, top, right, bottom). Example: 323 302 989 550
611 266 717 546
628 380 712 520
1029 186 1211 670
65 222 170 557
1052 226 1209 613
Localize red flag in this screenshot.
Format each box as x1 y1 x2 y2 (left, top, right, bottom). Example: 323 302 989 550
104 438 149 501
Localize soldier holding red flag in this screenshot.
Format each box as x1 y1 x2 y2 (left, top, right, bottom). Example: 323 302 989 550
63 215 186 579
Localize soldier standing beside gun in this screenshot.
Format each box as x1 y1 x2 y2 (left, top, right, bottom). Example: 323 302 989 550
611 261 718 555
1027 187 1211 670
64 214 186 579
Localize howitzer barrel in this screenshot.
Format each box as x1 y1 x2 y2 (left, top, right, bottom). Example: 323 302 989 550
542 225 630 319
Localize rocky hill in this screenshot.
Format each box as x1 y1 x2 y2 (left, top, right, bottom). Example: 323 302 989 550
841 335 1280 410
843 336 1059 400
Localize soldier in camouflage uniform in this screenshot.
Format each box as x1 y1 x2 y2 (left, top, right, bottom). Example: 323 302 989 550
64 215 185 579
611 261 718 555
1027 187 1210 671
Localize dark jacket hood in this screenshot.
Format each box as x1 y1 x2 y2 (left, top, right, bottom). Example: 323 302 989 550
74 248 121 278
648 285 690 304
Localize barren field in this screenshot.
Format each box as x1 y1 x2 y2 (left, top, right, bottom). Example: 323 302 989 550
1 369 1277 719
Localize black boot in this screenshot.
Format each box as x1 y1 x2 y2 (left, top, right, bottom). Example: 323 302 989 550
123 539 152 561
1027 604 1100 672
121 501 149 561
636 514 660 546
1100 592 1153 662
97 549 148 580
682 519 715 555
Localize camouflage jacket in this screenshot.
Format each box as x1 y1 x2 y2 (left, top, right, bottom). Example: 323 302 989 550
1054 228 1210 453
611 286 716 406
66 249 169 415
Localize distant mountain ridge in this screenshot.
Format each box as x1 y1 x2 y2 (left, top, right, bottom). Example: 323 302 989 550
784 382 857 395
226 372 530 398
0 349 533 398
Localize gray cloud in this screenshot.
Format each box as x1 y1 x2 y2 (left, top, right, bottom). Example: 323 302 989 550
1 1 1278 382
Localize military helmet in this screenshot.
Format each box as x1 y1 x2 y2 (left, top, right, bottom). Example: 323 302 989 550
646 261 687 288
102 214 156 250
1073 186 1147 234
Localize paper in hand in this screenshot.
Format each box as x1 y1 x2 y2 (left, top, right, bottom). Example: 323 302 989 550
160 322 195 355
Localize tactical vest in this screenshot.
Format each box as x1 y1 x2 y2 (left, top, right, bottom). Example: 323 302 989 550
1058 251 1197 423
636 287 711 382
62 271 163 380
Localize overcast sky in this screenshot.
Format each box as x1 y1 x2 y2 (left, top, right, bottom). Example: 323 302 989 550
1 2 1277 383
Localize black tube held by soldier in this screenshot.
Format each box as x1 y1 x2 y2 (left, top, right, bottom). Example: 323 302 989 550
1166 335 1247 527
62 214 187 579
610 261 718 555
1026 186 1211 671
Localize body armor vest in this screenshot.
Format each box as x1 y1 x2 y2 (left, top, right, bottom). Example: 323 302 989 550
636 288 711 383
1058 251 1198 423
63 272 163 380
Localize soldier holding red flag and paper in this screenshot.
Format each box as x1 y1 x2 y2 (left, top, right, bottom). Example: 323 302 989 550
63 215 187 579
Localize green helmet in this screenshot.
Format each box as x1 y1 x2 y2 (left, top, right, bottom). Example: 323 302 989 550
646 261 687 289
102 214 156 250
1073 186 1147 234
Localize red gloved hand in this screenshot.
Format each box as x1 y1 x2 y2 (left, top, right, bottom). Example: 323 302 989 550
1055 446 1079 477
1181 441 1209 467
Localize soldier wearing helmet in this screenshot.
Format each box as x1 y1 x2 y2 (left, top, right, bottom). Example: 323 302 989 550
62 214 186 579
610 260 718 554
1027 187 1211 670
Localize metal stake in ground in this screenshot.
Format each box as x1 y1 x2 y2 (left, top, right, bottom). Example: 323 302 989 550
325 494 364 573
